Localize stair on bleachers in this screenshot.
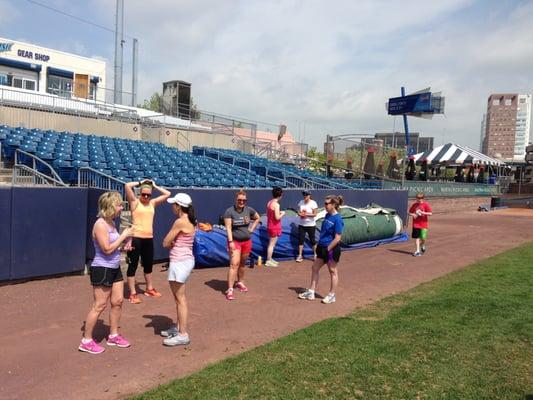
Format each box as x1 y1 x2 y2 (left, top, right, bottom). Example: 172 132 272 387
0 167 12 185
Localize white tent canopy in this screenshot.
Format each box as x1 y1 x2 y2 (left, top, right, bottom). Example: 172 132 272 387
413 143 505 166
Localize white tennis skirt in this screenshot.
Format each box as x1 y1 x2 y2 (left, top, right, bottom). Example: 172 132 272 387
168 259 195 283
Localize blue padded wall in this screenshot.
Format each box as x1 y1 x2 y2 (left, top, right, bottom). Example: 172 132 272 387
10 187 88 279
161 189 408 226
0 188 11 280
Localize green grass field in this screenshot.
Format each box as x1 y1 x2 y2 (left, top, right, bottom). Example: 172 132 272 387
133 244 533 400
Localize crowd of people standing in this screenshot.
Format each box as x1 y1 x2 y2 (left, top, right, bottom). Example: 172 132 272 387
80 182 429 355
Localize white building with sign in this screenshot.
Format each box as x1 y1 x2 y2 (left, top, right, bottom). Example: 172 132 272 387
0 37 106 102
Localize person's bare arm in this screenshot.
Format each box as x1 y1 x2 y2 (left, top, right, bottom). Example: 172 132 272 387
163 219 182 248
327 233 342 252
151 182 171 206
273 202 285 220
125 181 139 209
225 217 235 252
248 212 261 232
94 221 132 255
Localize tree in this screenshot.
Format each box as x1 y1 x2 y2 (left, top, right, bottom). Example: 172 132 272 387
137 92 161 112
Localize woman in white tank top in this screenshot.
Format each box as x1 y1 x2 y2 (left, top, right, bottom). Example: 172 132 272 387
160 193 196 347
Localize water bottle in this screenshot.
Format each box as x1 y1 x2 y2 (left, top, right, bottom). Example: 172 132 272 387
257 256 263 267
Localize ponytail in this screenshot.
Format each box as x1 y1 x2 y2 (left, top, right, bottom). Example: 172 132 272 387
181 205 197 226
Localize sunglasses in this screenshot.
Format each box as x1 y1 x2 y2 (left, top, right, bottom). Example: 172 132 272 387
140 193 152 198
324 202 331 206
237 198 247 203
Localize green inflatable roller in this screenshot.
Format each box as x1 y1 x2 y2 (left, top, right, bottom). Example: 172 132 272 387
315 204 403 245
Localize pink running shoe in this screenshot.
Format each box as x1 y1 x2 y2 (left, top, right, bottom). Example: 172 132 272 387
235 281 248 292
225 288 235 300
78 339 105 355
106 334 131 348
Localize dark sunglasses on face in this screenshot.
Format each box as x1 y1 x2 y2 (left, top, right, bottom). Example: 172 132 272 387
324 202 331 206
141 193 152 198
237 199 247 203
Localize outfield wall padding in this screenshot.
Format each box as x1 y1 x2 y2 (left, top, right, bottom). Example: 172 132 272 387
0 189 12 280
1 187 408 281
10 187 87 280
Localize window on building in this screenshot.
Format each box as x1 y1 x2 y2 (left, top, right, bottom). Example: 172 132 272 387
24 80 36 91
520 98 526 103
47 75 73 98
505 99 512 106
0 74 35 91
13 77 23 89
492 99 500 106
89 81 97 100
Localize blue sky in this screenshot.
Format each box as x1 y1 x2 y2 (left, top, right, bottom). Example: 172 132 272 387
2 0 533 149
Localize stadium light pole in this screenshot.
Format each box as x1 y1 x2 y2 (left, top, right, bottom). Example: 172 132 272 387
131 38 138 107
114 0 124 104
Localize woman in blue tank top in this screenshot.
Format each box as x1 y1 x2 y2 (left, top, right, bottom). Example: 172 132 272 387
78 191 133 355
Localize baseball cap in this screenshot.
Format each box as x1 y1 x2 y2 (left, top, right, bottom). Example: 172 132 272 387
167 193 192 207
302 190 311 196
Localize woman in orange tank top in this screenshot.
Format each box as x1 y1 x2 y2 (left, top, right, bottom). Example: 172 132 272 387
124 179 170 304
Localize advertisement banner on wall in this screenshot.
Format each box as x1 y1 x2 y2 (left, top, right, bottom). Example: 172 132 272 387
383 181 500 197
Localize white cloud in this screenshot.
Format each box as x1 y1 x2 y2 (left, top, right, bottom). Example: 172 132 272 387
4 0 533 150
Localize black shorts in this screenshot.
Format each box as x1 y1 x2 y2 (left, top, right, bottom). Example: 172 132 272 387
298 225 317 246
316 244 341 263
90 266 123 287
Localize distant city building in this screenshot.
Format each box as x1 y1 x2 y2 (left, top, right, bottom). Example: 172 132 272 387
481 93 531 161
362 132 434 154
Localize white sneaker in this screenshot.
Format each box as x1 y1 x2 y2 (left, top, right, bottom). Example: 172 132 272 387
163 333 190 346
295 256 303 263
160 324 178 338
322 293 336 304
298 289 315 300
265 260 278 267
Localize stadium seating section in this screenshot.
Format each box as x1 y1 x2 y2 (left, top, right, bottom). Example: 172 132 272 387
0 125 381 189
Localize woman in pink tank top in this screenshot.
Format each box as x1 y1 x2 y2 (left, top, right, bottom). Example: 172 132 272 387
161 193 196 347
265 187 285 267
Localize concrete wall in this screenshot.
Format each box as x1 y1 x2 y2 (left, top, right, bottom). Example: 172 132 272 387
145 126 237 151
2 106 260 152
0 106 141 140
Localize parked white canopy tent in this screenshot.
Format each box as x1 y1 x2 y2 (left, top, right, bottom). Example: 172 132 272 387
413 143 505 166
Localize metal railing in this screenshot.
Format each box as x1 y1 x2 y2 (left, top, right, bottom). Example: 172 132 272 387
78 167 126 197
12 164 67 186
201 146 352 189
13 149 66 186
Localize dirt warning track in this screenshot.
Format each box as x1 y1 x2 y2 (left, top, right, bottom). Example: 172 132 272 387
1 210 532 400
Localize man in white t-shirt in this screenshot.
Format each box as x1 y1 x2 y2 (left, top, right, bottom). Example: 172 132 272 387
296 190 318 262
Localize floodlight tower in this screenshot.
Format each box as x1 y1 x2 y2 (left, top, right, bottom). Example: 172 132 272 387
114 0 125 104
